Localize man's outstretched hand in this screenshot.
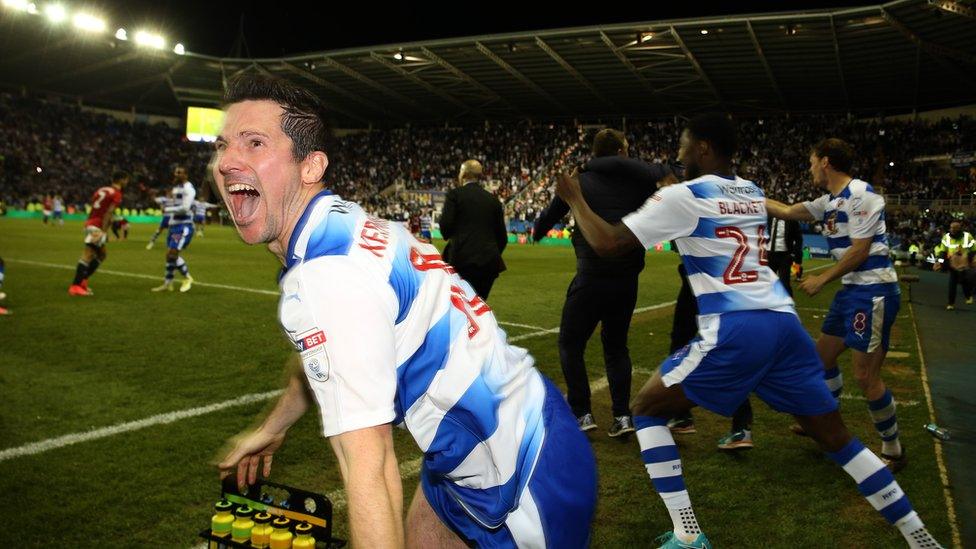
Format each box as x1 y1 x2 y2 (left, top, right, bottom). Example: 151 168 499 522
217 428 286 491
555 169 582 204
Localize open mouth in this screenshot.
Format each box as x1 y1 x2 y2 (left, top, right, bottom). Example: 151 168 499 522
226 183 261 224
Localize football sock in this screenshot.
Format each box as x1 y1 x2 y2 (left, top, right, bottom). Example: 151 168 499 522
635 415 701 540
73 260 89 285
176 256 189 277
825 366 843 399
86 258 101 278
869 389 901 457
828 438 935 547
164 259 177 282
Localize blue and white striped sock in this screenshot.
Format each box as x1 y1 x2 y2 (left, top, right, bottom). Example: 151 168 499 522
828 438 937 548
824 367 843 399
869 389 901 457
164 260 176 282
175 256 189 277
635 415 701 540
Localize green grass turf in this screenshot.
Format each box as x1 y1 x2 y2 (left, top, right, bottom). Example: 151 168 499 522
0 217 954 547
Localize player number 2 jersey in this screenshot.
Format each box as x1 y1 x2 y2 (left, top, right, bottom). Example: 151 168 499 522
277 191 547 528
622 173 795 316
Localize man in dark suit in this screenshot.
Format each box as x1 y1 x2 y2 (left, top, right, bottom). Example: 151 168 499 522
534 129 677 438
440 159 508 300
766 214 804 296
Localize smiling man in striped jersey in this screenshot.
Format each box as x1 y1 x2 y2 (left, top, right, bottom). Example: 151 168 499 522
213 74 596 549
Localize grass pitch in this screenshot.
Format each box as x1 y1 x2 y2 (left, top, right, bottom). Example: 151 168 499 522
0 217 954 547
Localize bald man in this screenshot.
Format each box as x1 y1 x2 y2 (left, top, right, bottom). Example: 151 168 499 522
440 160 509 299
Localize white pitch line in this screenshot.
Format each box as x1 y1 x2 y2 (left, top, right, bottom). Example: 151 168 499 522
8 258 280 296
0 390 283 463
497 321 549 331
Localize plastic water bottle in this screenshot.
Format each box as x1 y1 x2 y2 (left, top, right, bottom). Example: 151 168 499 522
924 423 950 441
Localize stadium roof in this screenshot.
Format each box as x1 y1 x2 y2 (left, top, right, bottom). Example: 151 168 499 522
1 0 974 126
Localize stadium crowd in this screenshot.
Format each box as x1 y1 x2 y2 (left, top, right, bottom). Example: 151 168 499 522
1 91 974 226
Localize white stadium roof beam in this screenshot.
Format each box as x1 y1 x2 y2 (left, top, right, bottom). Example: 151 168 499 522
668 26 724 108
828 15 853 112
319 57 433 117
534 36 615 111
278 61 399 122
369 51 482 118
880 6 976 87
745 20 788 110
418 46 522 116
474 41 569 112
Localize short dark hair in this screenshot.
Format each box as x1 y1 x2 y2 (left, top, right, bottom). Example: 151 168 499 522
592 128 627 157
685 113 737 159
112 170 129 182
811 138 854 173
223 74 335 175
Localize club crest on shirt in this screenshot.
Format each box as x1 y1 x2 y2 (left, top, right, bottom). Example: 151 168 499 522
304 355 330 382
824 211 839 235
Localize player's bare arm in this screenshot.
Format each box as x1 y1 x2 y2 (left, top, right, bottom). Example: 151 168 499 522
329 424 404 549
799 236 872 296
766 198 815 222
218 362 310 489
555 170 640 257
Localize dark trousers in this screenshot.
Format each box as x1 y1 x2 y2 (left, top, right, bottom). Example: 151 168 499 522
948 267 974 305
768 251 795 297
672 264 753 431
455 265 499 301
559 273 638 418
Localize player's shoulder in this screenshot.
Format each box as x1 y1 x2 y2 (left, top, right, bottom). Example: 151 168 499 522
293 194 366 263
847 178 877 197
681 174 760 199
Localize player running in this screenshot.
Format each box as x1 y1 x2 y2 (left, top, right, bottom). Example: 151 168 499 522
68 171 128 296
0 256 9 315
766 138 908 472
192 199 216 236
151 167 196 292
146 192 173 250
215 75 597 548
555 114 940 549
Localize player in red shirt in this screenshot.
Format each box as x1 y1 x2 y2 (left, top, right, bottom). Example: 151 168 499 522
68 171 129 296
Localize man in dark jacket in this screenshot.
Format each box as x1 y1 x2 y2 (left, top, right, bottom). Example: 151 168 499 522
534 129 677 437
766 215 804 296
440 159 508 300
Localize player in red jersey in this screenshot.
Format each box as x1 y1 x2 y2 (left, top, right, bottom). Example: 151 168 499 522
68 171 129 296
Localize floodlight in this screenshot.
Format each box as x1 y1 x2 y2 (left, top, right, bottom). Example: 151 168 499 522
2 0 30 12
134 30 165 49
26 2 36 13
700 29 709 35
173 43 185 55
73 12 106 32
393 51 403 60
115 28 127 40
44 3 66 22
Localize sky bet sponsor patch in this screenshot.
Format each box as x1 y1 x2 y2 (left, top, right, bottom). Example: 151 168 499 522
293 329 327 354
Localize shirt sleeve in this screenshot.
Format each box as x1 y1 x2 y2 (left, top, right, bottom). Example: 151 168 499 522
290 256 398 437
802 194 829 221
621 184 698 249
847 191 884 239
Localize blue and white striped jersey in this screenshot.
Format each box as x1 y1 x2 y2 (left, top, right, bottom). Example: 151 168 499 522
802 179 897 288
622 173 795 316
164 181 196 225
277 191 547 528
